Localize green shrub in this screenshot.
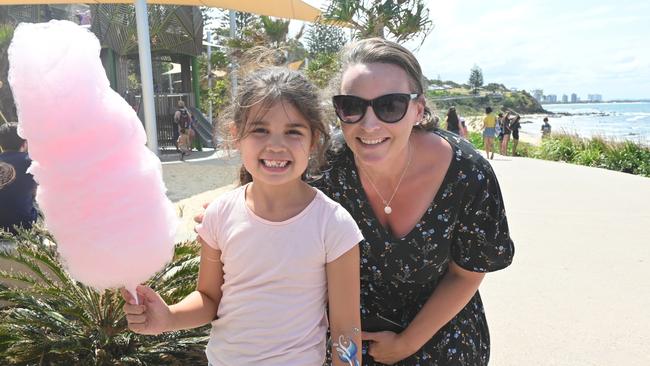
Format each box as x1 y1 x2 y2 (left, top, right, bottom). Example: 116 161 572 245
464 130 650 178
534 135 578 162
573 148 604 167
0 226 208 365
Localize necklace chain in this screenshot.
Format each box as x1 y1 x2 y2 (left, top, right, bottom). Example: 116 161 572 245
359 143 412 215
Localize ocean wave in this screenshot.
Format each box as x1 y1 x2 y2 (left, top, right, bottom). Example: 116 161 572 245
626 115 650 122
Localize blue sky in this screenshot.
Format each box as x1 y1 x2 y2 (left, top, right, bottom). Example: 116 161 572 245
300 0 650 100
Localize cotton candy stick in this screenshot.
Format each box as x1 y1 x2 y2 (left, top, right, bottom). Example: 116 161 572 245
8 20 177 300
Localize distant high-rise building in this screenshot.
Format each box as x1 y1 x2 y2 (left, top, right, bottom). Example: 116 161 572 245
547 94 557 103
532 89 544 102
562 94 568 103
571 93 578 103
587 94 603 102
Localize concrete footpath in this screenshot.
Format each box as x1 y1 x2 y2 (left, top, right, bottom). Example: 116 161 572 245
481 155 650 366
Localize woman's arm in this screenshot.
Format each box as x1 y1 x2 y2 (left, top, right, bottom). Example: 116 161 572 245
399 262 484 350
122 237 223 334
363 262 484 364
327 245 362 366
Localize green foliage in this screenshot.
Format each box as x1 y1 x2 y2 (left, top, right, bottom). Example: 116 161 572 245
205 79 230 115
260 16 290 46
466 131 650 178
428 83 546 116
305 53 340 89
468 131 485 149
601 141 650 174
0 23 14 48
501 91 545 114
533 135 577 161
305 23 347 56
0 226 208 365
484 83 508 93
468 65 483 94
323 0 433 44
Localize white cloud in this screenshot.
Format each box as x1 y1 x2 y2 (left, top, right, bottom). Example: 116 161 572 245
298 0 650 99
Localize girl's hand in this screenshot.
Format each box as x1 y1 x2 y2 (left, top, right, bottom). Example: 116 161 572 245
362 331 415 365
193 202 210 231
120 285 172 335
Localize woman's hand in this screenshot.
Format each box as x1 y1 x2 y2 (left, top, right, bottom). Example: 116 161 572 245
362 331 416 365
121 285 172 335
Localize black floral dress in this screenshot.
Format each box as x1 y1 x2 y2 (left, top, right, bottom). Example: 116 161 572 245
315 130 515 365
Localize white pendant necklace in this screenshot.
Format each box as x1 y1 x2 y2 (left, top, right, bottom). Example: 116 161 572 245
359 143 413 215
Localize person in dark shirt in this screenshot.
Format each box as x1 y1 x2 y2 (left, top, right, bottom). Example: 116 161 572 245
444 106 460 135
0 122 37 234
541 117 552 138
510 115 522 155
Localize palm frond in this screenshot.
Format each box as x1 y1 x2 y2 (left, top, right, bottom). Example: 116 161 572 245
1 227 208 364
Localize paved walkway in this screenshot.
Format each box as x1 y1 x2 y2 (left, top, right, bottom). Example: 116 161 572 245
481 155 650 366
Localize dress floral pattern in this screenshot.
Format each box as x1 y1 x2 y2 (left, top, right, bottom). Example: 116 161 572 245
315 129 515 365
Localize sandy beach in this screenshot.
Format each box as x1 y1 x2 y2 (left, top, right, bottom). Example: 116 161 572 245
164 150 650 365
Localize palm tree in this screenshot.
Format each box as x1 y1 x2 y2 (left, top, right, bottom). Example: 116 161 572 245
0 226 209 365
260 16 290 46
322 0 434 45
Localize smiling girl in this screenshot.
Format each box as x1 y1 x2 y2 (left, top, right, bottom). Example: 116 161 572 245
121 68 363 366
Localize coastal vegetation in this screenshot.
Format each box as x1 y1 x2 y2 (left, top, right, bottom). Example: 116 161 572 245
427 79 547 117
467 132 650 177
0 227 208 365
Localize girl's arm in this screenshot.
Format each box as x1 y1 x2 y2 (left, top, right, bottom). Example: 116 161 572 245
122 237 223 334
327 245 362 366
167 237 223 330
362 262 484 364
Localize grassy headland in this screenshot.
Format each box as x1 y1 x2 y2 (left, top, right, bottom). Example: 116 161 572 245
426 80 547 117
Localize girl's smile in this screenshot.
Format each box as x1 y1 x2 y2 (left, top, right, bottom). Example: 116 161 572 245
237 100 313 188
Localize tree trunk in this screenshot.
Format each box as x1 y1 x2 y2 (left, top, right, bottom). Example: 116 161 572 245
0 47 17 122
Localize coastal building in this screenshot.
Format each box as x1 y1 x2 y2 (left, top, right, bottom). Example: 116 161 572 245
588 94 603 102
571 93 578 103
546 94 558 103
562 94 568 103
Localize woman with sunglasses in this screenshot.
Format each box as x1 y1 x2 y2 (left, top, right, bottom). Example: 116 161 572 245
320 38 515 365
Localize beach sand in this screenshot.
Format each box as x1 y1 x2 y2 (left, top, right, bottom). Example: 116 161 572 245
464 114 543 146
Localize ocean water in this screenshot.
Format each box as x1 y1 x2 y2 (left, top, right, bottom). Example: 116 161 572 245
527 102 650 145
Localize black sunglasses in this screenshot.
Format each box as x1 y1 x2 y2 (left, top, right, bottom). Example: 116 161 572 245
332 93 420 124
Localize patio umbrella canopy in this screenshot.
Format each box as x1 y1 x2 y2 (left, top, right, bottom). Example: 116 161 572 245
0 0 322 22
1 0 322 153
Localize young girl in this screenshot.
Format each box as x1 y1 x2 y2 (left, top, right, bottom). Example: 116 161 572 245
177 126 191 160
121 67 363 366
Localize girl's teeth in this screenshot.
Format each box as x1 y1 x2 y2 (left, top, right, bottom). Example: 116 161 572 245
263 160 288 167
360 138 385 145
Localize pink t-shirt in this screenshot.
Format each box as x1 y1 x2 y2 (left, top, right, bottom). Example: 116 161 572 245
195 184 363 366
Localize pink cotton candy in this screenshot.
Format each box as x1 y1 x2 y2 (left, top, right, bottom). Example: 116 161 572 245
8 20 177 292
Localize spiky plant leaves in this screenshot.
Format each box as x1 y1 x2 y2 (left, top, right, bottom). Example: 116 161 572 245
0 226 209 365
